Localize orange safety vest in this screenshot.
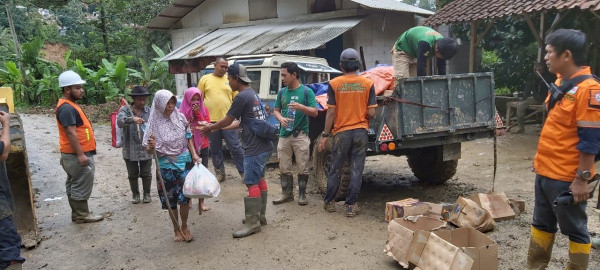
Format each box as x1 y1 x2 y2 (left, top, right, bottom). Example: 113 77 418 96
56 98 96 154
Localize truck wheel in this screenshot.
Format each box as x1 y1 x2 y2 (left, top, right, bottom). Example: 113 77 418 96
407 147 458 185
311 135 349 199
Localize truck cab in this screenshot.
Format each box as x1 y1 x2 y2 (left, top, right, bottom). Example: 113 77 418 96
226 54 340 126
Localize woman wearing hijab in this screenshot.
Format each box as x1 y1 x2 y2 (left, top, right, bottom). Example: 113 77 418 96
180 87 211 214
143 90 200 242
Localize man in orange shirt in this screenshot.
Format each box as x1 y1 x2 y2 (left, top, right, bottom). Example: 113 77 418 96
56 71 103 224
526 29 599 269
318 48 377 217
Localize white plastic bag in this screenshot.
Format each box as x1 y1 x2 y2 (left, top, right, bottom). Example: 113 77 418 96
183 164 220 198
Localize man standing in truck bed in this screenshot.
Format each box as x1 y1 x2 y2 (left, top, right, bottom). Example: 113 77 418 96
392 26 458 78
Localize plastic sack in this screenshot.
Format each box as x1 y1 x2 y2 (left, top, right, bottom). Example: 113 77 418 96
183 164 221 199
111 98 128 148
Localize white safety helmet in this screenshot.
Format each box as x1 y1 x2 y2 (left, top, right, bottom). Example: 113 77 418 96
58 70 86 88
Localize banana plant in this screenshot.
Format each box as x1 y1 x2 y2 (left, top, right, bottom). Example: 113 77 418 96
0 61 25 104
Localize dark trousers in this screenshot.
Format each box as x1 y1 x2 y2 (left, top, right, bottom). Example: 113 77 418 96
199 147 209 168
324 129 368 205
208 129 244 174
532 174 589 243
124 159 152 195
0 216 25 269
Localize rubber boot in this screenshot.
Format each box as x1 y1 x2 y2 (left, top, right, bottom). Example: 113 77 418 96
216 167 226 183
233 197 262 238
142 193 152 203
72 200 104 224
243 190 268 225
129 177 140 204
298 174 308 206
272 174 294 205
526 226 555 269
566 241 591 270
68 196 76 222
141 176 152 203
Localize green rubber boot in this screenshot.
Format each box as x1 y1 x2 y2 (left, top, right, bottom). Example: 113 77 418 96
272 174 294 205
298 174 308 206
243 190 268 225
72 200 104 224
233 197 262 238
68 196 76 222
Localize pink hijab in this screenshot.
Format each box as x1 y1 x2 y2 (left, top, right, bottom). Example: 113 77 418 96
142 89 189 156
179 87 208 151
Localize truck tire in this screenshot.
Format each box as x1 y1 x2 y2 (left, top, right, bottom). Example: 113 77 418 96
407 147 458 185
311 135 349 199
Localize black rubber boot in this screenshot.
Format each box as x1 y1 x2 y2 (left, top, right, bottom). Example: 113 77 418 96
72 200 104 224
233 197 262 238
272 174 294 205
298 174 308 206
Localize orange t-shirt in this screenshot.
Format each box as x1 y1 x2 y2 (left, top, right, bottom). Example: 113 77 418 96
534 66 600 182
327 75 378 134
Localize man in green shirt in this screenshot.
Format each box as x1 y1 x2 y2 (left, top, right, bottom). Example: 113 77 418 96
272 62 318 206
393 26 458 78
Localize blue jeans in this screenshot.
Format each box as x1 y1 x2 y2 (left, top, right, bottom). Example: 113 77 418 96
0 216 25 268
209 129 244 174
243 151 271 185
324 129 368 205
532 174 589 243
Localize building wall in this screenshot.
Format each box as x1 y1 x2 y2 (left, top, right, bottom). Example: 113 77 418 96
348 12 415 69
277 0 309 18
180 0 224 28
249 0 277 20
223 0 250 23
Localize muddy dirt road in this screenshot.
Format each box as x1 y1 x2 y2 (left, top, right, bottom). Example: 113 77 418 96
18 113 599 269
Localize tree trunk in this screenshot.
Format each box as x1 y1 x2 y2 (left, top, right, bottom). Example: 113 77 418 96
100 5 110 60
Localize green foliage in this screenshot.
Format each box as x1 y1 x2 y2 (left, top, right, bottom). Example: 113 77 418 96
495 87 513 96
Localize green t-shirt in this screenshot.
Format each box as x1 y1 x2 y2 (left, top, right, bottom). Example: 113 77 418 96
394 26 443 58
274 84 318 137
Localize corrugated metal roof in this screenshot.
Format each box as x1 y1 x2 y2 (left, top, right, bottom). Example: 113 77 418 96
350 0 434 16
426 0 600 26
160 17 365 61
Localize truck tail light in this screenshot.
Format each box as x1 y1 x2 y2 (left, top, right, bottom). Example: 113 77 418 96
388 142 396 151
380 143 388 152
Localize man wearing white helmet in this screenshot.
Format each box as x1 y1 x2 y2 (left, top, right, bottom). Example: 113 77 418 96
55 70 103 223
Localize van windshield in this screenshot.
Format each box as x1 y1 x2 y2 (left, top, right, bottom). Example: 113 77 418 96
247 70 261 93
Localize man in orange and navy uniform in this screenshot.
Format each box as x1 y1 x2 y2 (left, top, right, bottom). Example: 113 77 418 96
527 29 598 269
56 70 103 224
318 48 377 217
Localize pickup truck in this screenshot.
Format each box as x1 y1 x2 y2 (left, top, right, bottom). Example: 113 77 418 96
222 55 496 194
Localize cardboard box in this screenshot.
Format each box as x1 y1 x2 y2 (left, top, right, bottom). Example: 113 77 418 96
469 192 516 221
385 198 445 221
448 197 496 232
435 228 499 270
407 230 474 270
407 228 498 270
385 216 446 268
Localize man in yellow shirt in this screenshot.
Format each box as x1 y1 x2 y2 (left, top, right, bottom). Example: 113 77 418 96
198 57 244 181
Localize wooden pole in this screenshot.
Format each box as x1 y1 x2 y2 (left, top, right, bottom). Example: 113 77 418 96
469 21 478 73
149 142 190 242
537 12 545 63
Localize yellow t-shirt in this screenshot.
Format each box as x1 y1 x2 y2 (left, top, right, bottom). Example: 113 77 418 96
198 74 234 122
